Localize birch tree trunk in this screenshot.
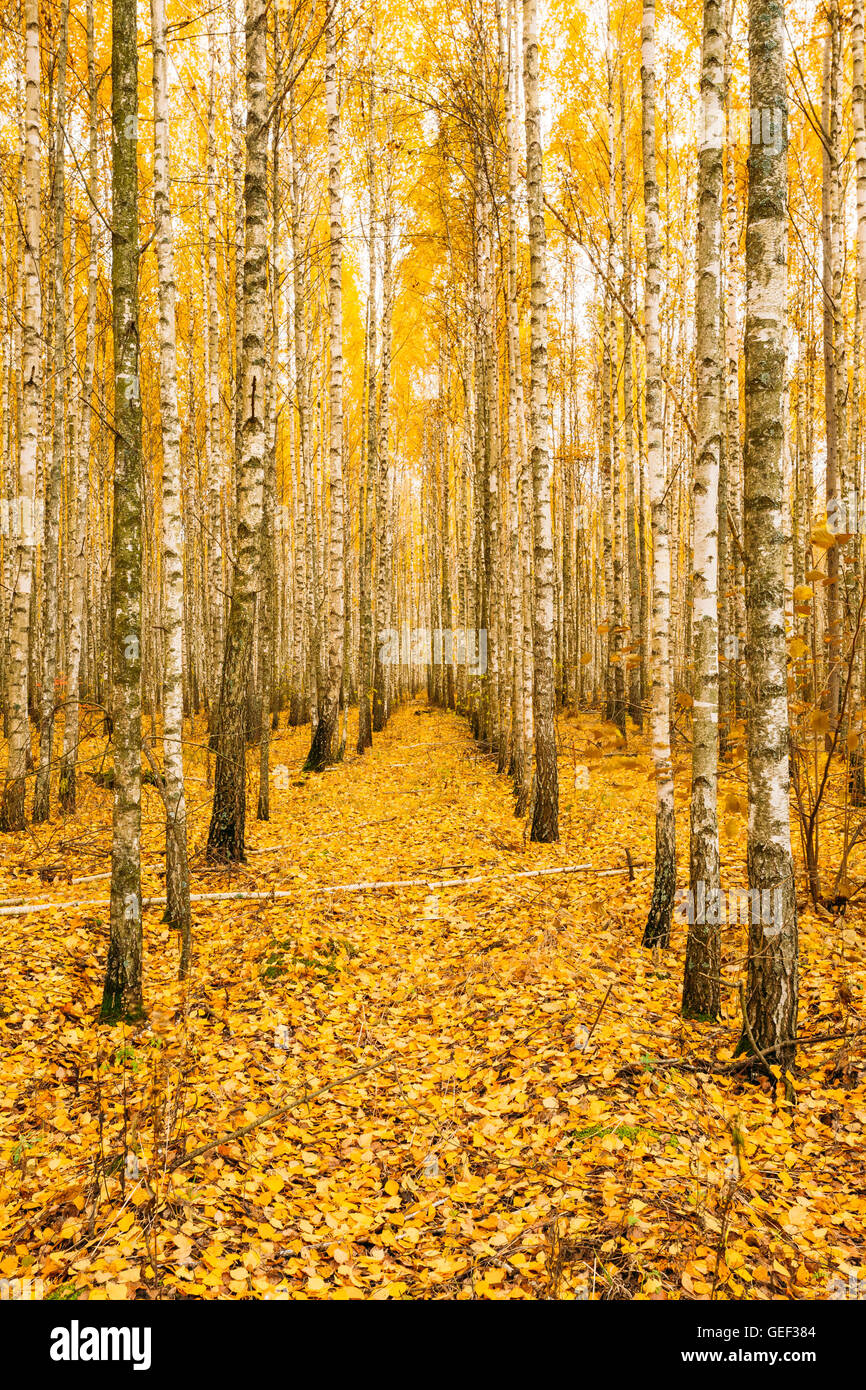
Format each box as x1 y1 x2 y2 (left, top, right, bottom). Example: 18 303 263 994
504 0 529 797
59 0 98 814
101 0 144 1020
829 4 847 515
481 192 504 766
610 342 626 739
683 0 723 1018
855 0 866 739
357 57 377 756
821 14 841 727
855 0 866 357
258 19 281 813
372 208 394 734
287 99 312 727
606 33 625 737
33 0 69 823
722 0 742 739
206 0 267 862
718 12 731 760
518 314 535 814
1 0 40 833
739 0 798 1067
229 0 245 567
641 0 677 948
637 338 650 714
151 0 192 966
620 73 643 730
523 0 558 841
305 5 345 770
206 15 224 708
0 198 9 737
601 293 616 723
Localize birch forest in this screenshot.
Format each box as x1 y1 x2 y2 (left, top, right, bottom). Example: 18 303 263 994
0 0 865 1315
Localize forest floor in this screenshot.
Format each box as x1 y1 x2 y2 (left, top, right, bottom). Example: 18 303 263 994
1 699 864 1300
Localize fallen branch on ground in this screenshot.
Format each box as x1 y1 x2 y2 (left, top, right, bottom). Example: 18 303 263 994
0 859 646 917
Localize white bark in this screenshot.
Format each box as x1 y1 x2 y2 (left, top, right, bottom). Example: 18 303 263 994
206 0 268 862
641 0 677 947
59 0 99 815
855 0 866 355
102 0 144 1020
206 16 224 704
523 0 558 841
33 0 69 823
1 0 41 833
151 0 191 963
306 7 345 769
741 0 798 1066
684 0 724 1016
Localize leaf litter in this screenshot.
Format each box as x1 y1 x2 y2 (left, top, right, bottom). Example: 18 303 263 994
0 702 864 1301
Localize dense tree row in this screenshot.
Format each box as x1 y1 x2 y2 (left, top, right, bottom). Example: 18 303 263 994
1 0 864 1072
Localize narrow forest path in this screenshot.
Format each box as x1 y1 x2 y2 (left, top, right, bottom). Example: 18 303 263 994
1 703 863 1299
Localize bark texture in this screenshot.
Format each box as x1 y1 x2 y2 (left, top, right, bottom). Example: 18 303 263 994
523 0 559 842
739 0 798 1067
206 0 268 863
101 0 145 1021
683 0 723 1018
641 0 677 949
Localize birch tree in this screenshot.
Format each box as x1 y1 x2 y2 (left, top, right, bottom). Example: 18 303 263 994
501 0 531 802
620 72 643 731
206 15 224 705
357 43 378 757
641 0 677 948
821 12 841 726
101 0 144 1020
0 0 40 834
855 0 866 358
683 0 723 1018
739 0 798 1067
372 205 394 735
523 0 558 842
306 4 345 770
33 0 69 823
258 14 282 814
206 0 267 862
151 0 192 965
59 0 98 814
